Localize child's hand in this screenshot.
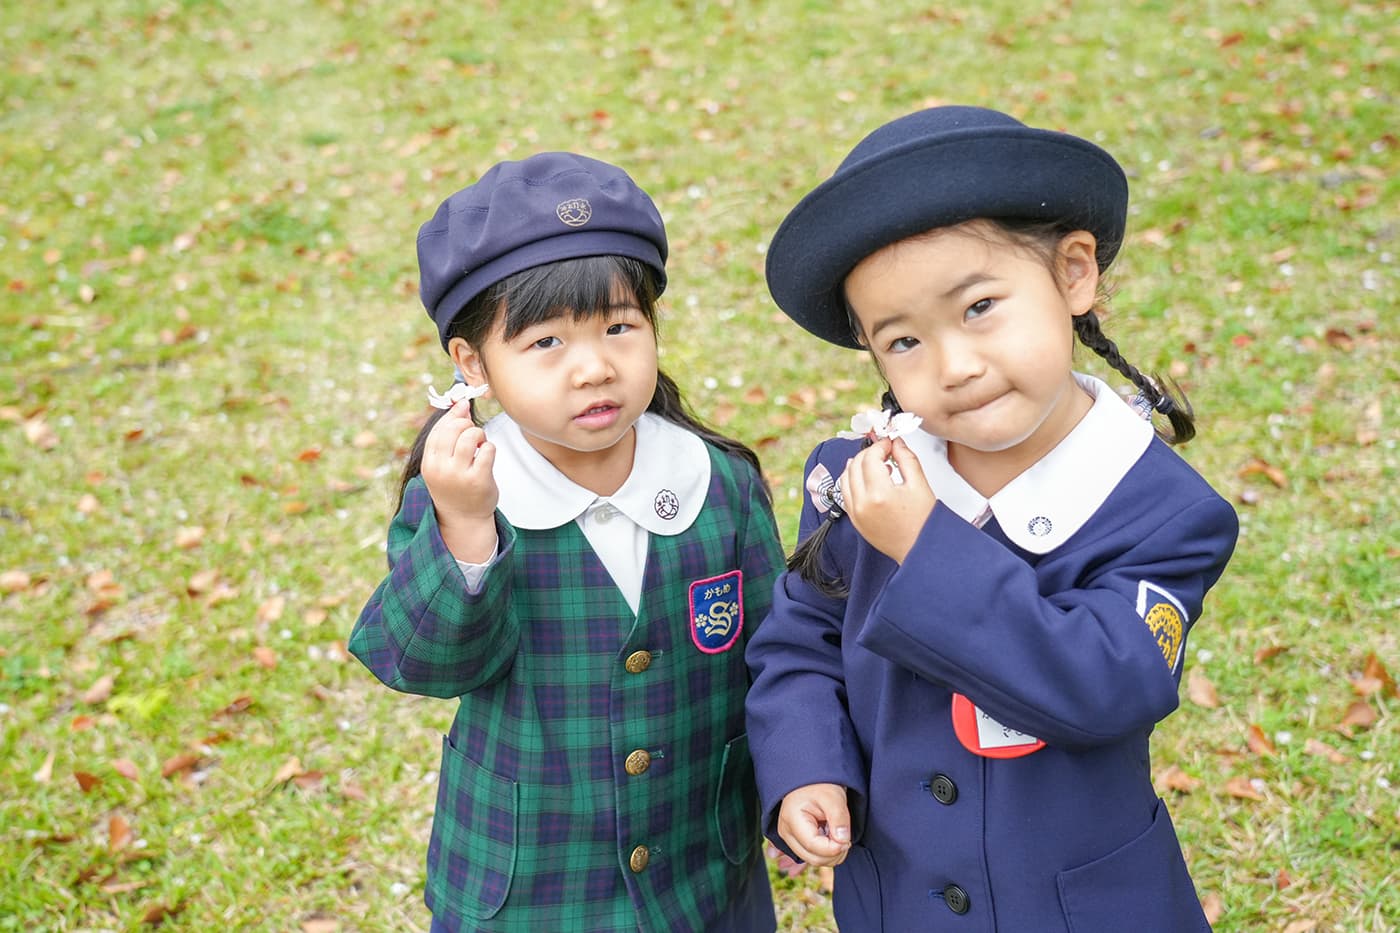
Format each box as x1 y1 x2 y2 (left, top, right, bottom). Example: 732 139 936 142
841 437 936 564
421 400 499 563
776 782 852 867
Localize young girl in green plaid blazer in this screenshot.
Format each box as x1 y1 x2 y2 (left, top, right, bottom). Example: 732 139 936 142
350 152 783 932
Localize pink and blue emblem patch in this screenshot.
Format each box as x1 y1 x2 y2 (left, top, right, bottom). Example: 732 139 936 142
688 571 743 654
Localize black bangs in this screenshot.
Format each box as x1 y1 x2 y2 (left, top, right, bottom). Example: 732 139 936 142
490 255 660 341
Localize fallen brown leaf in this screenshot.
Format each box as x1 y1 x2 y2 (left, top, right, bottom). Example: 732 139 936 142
1187 668 1220 708
33 751 56 783
0 569 32 593
1361 652 1398 698
1238 458 1288 488
1303 738 1346 764
112 759 140 782
1158 764 1203 794
141 902 181 925
253 646 278 669
256 595 285 624
1245 724 1276 757
82 674 116 705
74 771 103 793
101 880 150 895
293 770 326 790
214 695 254 718
187 569 220 596
301 918 341 933
1253 644 1289 664
1339 699 1377 732
109 815 132 852
1200 891 1224 924
161 752 202 779
174 526 205 549
274 756 304 785
1224 776 1264 801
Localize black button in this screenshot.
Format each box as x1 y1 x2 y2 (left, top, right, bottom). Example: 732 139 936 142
929 772 958 805
943 883 970 915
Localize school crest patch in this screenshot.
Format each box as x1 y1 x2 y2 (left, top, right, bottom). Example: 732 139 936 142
1137 580 1188 669
689 571 743 654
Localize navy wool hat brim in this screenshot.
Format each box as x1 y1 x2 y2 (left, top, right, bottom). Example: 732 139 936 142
417 152 668 350
765 107 1129 349
425 229 665 349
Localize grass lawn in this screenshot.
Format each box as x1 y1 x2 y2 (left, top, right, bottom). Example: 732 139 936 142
2 0 1395 929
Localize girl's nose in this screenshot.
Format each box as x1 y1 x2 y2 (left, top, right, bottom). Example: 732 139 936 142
937 336 985 387
572 344 615 386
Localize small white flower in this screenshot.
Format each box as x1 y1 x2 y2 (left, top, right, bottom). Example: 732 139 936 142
427 382 489 410
837 409 922 441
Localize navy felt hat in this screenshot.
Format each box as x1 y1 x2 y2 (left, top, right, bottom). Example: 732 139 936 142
417 152 668 349
765 106 1129 349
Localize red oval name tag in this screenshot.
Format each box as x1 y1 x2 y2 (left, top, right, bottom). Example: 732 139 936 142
951 693 1046 759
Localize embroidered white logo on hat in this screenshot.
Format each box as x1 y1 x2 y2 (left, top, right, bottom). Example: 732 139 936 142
654 489 679 520
556 198 592 226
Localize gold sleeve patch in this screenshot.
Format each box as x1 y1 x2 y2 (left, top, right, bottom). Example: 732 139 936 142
1144 602 1183 666
1136 581 1189 670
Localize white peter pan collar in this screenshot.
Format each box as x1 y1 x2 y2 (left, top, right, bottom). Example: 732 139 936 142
484 412 711 535
901 373 1154 554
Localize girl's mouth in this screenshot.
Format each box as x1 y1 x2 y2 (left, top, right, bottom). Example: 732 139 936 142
574 403 622 428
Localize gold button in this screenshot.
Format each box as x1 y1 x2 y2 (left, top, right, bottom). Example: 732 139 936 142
624 650 652 674
624 749 651 775
629 845 650 872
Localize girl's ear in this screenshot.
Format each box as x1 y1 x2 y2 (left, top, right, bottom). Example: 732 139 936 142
1057 230 1100 316
447 337 491 393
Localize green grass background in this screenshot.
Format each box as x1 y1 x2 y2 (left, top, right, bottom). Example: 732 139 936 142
2 0 1395 929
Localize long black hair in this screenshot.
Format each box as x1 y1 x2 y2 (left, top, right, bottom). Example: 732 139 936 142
395 255 767 513
789 218 1197 597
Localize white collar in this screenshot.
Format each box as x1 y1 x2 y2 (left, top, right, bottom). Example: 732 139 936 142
484 412 711 535
901 373 1154 553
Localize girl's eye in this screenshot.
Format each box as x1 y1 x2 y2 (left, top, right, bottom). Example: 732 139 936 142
887 336 919 353
606 322 633 336
965 298 994 320
532 336 561 349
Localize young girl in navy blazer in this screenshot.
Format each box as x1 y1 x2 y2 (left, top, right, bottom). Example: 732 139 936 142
351 152 783 932
745 106 1238 932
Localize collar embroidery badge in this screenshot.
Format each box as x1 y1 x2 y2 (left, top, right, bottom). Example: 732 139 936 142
688 571 743 654
654 488 679 520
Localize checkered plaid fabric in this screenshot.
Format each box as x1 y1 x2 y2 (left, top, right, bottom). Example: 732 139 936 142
350 445 783 932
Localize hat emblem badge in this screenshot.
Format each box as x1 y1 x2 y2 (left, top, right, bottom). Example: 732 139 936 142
556 198 592 227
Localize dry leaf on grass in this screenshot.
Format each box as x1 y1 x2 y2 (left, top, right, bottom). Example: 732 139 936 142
1245 724 1276 757
109 815 132 852
1187 668 1220 708
1303 738 1346 763
82 673 116 705
1224 776 1265 801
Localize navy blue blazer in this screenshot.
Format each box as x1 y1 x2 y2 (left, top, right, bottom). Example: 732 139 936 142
746 393 1238 932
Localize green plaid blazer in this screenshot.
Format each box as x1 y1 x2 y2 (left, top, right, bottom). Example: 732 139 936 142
350 444 783 932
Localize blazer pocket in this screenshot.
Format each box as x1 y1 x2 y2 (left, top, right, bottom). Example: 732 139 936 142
1056 798 1211 933
713 733 762 865
832 845 884 933
427 735 518 921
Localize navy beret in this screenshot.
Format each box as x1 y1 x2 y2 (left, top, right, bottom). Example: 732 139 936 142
417 152 668 349
765 106 1129 349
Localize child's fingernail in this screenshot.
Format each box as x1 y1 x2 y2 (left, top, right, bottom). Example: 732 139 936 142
833 827 850 842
